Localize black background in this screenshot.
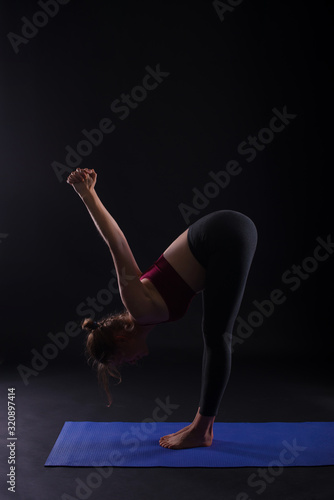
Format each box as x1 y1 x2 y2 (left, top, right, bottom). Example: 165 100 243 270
1 0 333 366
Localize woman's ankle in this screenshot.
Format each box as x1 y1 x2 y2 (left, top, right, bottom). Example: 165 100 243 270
191 407 215 434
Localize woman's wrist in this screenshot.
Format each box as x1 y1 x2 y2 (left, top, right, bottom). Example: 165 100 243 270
80 189 96 202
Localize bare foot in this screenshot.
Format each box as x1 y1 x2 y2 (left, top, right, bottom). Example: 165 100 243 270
162 423 192 438
159 425 213 450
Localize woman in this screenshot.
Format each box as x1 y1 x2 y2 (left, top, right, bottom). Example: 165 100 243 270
67 167 258 450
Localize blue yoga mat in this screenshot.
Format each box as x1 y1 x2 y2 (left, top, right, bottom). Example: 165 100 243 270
45 421 334 467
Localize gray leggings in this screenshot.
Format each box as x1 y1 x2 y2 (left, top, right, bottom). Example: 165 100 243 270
187 210 258 416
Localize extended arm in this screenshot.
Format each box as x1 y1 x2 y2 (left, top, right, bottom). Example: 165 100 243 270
67 168 153 318
81 189 141 276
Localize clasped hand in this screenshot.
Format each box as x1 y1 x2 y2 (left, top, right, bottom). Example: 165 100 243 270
67 168 97 197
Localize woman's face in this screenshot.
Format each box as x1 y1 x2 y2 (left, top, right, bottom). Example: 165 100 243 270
117 331 149 365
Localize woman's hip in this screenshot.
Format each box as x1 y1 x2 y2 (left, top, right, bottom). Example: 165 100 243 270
187 210 258 268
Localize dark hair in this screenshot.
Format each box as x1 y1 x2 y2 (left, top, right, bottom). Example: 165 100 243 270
81 309 135 407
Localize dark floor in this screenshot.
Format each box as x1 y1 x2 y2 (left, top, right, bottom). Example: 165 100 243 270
1 354 333 500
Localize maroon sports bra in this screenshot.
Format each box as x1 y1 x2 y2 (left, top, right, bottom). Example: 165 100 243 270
139 254 196 323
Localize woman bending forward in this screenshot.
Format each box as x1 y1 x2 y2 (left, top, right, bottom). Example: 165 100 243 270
67 167 258 450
